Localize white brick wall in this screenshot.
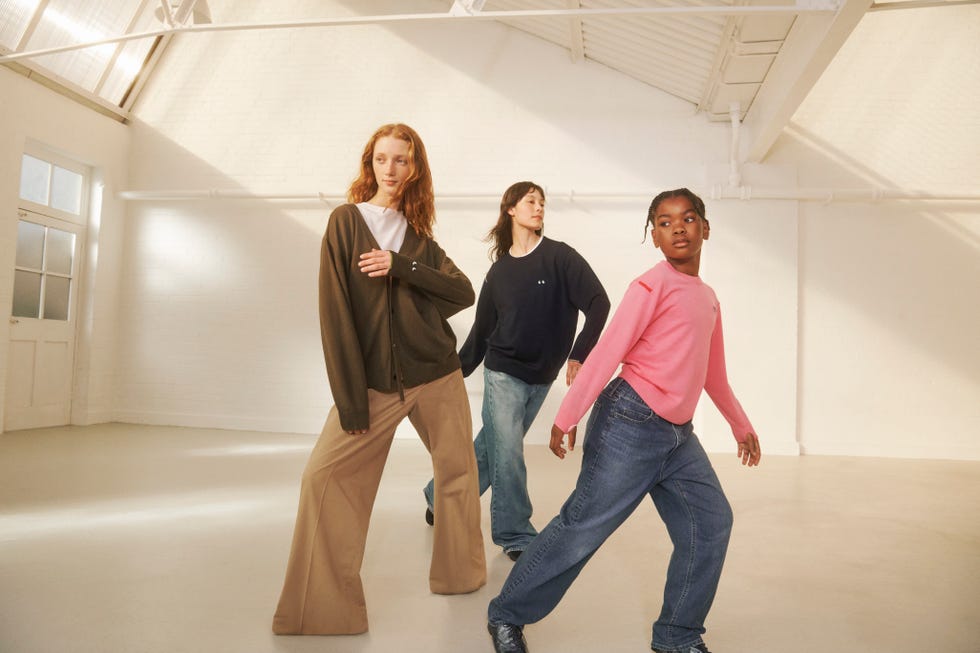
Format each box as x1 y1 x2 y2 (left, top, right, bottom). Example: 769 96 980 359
2 1 976 459
770 7 980 460
119 2 801 454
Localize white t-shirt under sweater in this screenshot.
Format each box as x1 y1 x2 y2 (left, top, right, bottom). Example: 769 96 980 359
356 202 408 252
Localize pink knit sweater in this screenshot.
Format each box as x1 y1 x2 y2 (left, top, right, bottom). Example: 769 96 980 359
554 260 755 442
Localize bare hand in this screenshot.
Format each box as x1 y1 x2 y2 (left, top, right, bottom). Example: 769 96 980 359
737 432 761 467
358 249 392 277
346 429 367 435
550 423 577 459
565 360 582 386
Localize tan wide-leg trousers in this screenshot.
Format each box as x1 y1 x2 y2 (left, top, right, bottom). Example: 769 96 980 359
272 370 487 635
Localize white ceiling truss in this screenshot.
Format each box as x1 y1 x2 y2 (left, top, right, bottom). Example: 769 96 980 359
1 0 975 161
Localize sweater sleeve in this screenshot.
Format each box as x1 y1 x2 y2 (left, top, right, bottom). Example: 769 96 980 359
319 210 370 431
703 308 756 442
388 241 475 319
554 278 660 432
564 249 611 363
458 273 497 377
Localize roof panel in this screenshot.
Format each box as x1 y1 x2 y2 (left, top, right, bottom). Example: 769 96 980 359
483 0 736 106
25 0 144 90
0 0 39 50
0 0 841 133
99 33 155 104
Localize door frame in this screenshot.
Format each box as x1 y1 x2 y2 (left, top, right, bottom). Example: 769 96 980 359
4 144 91 432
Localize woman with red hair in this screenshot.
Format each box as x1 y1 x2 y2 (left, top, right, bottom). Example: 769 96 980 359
273 123 486 636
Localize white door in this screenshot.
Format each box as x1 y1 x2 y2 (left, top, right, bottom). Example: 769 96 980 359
5 211 83 431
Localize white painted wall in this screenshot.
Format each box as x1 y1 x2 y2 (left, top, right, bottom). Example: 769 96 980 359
4 1 973 461
767 7 980 459
0 66 129 430
120 0 800 455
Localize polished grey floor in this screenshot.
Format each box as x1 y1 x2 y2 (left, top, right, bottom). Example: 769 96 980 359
1 424 978 653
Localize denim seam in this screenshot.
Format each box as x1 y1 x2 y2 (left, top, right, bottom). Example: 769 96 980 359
495 517 566 604
485 379 501 532
568 410 603 523
664 425 697 645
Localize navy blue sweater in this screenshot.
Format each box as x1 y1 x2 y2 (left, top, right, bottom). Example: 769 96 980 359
459 237 610 385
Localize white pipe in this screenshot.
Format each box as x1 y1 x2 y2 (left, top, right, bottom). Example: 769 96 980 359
0 4 840 64
707 186 980 202
117 188 980 203
869 0 979 10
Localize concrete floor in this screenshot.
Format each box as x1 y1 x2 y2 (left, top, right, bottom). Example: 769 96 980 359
0 423 978 653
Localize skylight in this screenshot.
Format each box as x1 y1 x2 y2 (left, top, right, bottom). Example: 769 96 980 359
0 0 206 117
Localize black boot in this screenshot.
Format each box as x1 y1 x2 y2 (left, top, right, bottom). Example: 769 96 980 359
487 621 528 653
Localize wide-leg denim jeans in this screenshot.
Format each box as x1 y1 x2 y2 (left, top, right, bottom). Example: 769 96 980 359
488 378 733 651
425 368 551 553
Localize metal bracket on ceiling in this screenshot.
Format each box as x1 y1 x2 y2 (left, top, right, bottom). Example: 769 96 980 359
449 0 487 16
154 0 211 28
795 0 842 10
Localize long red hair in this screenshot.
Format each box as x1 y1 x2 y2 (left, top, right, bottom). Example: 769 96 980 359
347 123 435 239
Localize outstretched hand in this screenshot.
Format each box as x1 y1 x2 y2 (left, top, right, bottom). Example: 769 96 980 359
550 423 577 459
737 432 761 467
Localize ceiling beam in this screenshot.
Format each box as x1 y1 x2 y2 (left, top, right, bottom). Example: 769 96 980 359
741 0 873 163
16 0 51 51
94 0 153 95
0 4 840 64
697 15 739 112
567 0 585 63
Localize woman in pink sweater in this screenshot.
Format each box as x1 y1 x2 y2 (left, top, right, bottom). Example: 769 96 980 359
487 188 762 653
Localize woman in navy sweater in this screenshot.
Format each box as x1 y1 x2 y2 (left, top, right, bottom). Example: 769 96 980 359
424 181 610 559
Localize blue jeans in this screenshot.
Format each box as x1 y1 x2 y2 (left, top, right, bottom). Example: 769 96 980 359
425 368 552 553
488 378 733 651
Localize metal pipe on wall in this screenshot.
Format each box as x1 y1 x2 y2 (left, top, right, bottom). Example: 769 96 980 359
116 188 980 203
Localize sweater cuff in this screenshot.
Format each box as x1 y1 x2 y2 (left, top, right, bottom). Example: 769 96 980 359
388 251 417 278
339 409 370 433
730 421 756 443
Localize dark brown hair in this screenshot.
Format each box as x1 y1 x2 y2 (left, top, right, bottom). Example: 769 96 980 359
487 181 545 260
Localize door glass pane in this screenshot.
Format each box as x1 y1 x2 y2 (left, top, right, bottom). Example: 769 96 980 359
13 270 42 318
43 276 71 321
19 154 51 205
45 228 75 275
15 221 46 270
50 166 84 214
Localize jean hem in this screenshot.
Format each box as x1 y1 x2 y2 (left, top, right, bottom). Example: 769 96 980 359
651 637 705 652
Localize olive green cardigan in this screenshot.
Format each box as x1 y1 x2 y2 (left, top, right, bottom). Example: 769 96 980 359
319 203 475 431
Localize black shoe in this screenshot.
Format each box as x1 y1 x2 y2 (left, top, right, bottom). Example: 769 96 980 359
652 644 711 653
488 622 528 653
425 507 434 526
506 549 523 561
